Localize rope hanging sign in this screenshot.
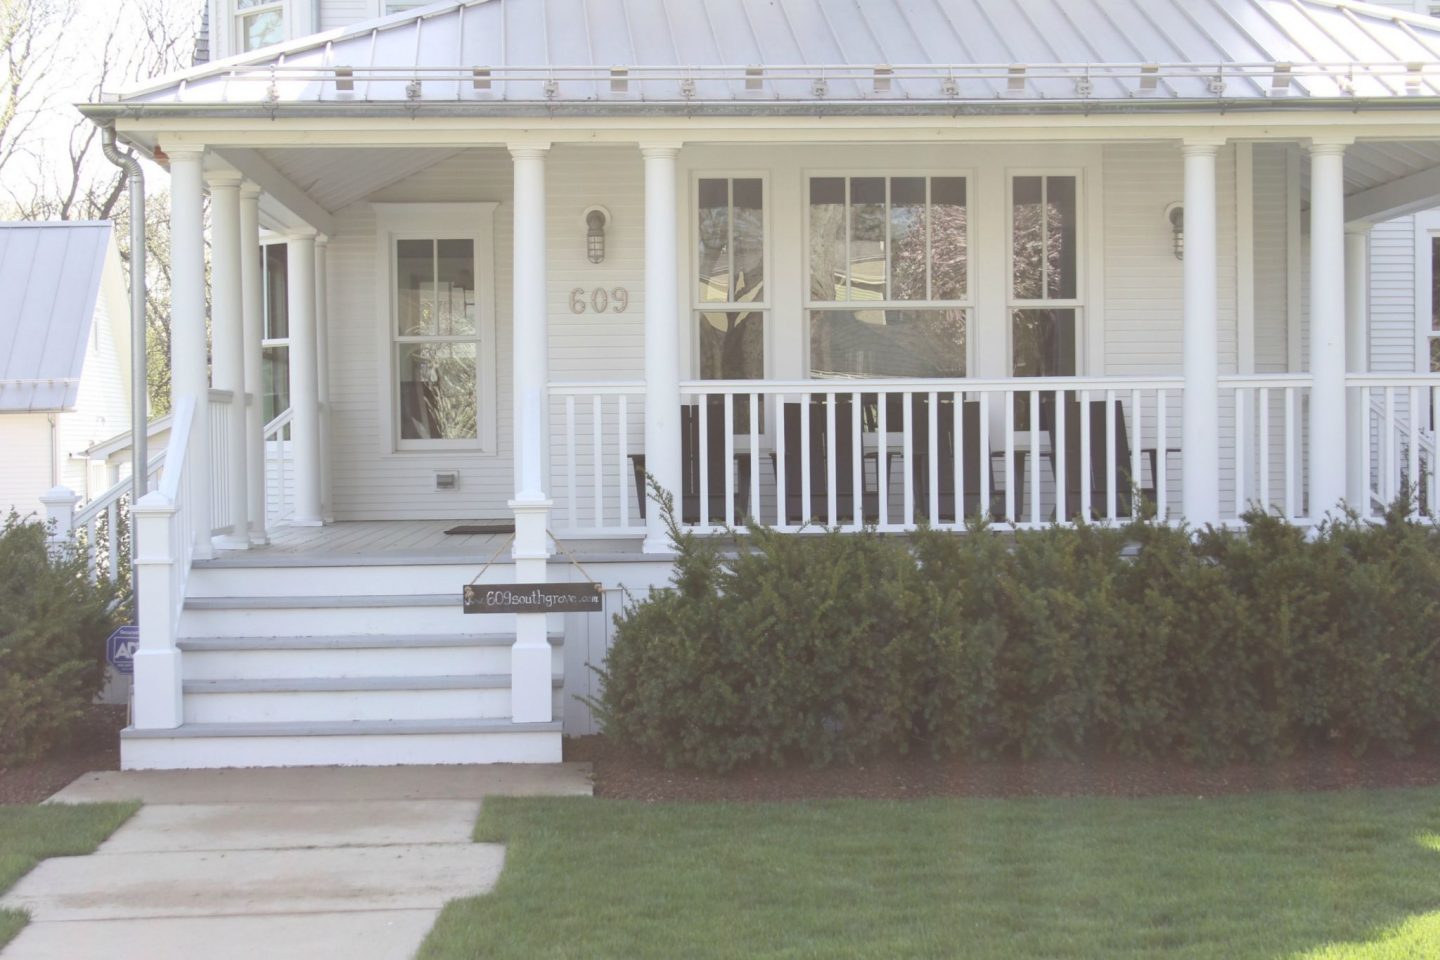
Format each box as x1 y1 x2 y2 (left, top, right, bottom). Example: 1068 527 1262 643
462 532 605 615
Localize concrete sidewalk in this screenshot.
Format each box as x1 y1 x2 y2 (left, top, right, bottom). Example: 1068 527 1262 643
0 764 592 960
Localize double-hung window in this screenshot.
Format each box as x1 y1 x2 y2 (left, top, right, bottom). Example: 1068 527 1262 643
260 242 289 424
1009 173 1082 379
807 175 969 379
236 0 284 52
696 177 767 384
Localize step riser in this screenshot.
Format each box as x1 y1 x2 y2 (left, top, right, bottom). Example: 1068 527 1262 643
120 730 564 770
182 646 564 681
187 565 506 598
183 688 565 724
179 606 527 638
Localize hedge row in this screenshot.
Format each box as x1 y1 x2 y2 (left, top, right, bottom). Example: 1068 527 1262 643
0 513 120 765
593 496 1440 772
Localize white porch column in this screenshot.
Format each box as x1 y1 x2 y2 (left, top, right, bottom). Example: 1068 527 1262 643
207 171 249 549
1345 223 1371 510
240 182 268 544
642 143 682 553
1309 140 1350 517
315 236 334 523
286 230 324 526
167 147 213 560
508 143 553 725
1182 140 1221 526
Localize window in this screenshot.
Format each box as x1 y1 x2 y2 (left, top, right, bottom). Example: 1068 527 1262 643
696 177 766 383
391 237 488 448
236 0 284 52
807 175 969 379
1010 174 1080 380
1431 237 1440 372
260 243 289 424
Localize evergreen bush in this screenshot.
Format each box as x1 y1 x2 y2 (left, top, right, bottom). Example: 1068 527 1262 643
0 513 121 765
593 494 1440 772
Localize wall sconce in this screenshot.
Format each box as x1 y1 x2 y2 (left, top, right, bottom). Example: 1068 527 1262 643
583 205 610 264
1165 202 1184 260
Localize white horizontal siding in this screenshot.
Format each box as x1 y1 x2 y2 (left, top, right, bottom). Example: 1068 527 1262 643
0 414 54 518
60 299 129 501
319 0 374 31
1369 215 1420 374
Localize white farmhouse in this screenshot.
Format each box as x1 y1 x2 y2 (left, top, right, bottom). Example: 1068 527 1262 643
78 0 1440 769
0 222 132 521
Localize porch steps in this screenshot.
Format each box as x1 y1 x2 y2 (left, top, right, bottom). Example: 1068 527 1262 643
120 561 571 770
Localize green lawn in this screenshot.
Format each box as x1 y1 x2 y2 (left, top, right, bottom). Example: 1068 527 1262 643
0 803 138 948
421 789 1440 960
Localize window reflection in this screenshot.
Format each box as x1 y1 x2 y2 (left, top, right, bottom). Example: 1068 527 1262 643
811 309 966 379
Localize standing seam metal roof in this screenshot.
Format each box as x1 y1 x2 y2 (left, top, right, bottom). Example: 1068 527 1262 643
109 0 1440 107
0 222 113 414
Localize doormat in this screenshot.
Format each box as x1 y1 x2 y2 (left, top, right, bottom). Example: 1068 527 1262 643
443 522 516 535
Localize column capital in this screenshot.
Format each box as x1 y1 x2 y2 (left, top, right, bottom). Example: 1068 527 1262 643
1180 138 1225 156
239 180 262 200
1309 138 1353 155
1345 221 1373 236
640 142 684 159
507 142 551 159
205 170 244 190
286 227 318 241
160 145 205 166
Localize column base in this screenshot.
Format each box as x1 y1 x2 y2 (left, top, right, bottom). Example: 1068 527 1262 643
286 516 325 528
212 533 251 551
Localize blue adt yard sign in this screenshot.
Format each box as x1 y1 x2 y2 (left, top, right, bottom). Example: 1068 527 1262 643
106 625 138 676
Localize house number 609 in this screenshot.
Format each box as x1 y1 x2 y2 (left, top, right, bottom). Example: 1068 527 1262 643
570 287 629 314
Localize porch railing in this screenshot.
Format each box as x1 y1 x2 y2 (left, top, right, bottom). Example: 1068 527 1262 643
1350 374 1440 519
263 407 295 528
550 382 646 537
1221 374 1312 523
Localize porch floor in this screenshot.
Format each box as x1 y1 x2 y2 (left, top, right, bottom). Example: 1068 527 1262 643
206 521 655 567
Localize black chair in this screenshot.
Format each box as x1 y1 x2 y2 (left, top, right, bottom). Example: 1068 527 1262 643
895 396 995 523
1042 394 1161 520
778 395 868 525
630 398 751 523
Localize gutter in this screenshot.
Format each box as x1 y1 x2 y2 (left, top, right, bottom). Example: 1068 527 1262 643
99 125 149 508
76 96 1440 123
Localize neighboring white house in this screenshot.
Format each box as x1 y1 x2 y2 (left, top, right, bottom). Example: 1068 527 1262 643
77 0 1440 770
0 222 132 520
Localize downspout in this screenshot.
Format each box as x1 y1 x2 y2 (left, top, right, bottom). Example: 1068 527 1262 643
100 125 148 504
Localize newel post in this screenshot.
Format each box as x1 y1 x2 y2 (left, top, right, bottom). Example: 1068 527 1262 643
130 490 183 729
39 486 79 557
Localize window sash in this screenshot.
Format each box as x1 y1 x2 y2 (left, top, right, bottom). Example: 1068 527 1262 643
695 175 767 310
1008 173 1083 377
806 174 970 309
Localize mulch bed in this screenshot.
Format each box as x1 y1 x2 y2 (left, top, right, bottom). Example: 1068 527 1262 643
566 736 1440 803
0 705 125 806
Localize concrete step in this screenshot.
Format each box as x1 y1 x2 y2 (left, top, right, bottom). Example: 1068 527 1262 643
178 635 564 682
178 595 526 637
120 719 564 769
181 675 564 724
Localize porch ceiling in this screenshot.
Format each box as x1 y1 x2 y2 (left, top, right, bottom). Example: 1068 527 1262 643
251 147 467 213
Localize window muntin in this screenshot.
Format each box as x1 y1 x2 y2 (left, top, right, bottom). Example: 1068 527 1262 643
808 175 969 378
260 243 289 424
392 238 483 445
695 177 766 382
1009 174 1081 380
236 0 284 52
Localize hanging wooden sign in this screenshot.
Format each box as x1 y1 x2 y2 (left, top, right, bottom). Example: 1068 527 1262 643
463 582 604 614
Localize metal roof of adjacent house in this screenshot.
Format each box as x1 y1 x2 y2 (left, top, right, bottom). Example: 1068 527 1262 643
0 222 114 414
106 0 1440 111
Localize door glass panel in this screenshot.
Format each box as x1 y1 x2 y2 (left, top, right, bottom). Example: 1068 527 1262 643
697 179 730 303
434 239 476 336
810 309 966 379
1046 177 1078 299
889 177 927 302
396 342 479 440
395 239 435 336
931 177 968 301
261 346 289 423
809 177 846 301
848 178 886 302
263 244 288 339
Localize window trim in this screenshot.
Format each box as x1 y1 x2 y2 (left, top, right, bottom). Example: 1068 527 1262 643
690 171 772 381
1004 167 1087 377
372 202 499 456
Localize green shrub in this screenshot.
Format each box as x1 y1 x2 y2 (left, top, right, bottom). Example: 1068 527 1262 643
593 494 1440 771
0 513 121 765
